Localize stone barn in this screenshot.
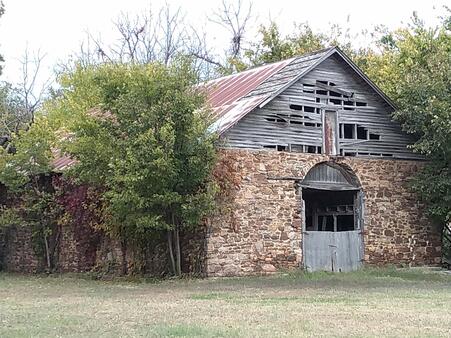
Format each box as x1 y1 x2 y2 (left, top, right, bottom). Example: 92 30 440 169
202 47 442 276
0 47 442 276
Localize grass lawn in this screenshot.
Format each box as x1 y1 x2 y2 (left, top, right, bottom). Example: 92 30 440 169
0 268 450 337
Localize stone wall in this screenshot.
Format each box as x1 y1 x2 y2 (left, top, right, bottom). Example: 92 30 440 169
0 222 202 276
206 149 442 276
1 226 42 273
0 148 442 276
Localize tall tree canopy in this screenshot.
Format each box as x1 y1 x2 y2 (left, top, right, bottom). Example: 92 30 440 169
0 60 218 275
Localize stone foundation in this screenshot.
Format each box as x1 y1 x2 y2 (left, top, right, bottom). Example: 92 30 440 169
206 149 442 276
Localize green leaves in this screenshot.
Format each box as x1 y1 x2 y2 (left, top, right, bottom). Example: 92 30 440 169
54 61 217 246
386 15 451 224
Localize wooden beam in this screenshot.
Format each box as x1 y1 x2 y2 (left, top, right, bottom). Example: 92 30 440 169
315 81 353 97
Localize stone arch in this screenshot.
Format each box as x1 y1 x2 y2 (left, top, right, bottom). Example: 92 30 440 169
301 161 362 190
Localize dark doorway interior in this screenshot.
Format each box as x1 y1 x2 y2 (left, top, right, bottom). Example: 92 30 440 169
303 188 357 232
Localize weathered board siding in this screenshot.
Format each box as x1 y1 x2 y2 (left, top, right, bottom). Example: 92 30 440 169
223 53 422 160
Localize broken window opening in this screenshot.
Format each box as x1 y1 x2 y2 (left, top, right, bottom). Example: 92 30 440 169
265 115 287 123
340 123 380 141
289 104 303 111
303 84 315 94
262 145 287 152
356 101 367 107
369 133 380 140
330 98 342 105
304 189 357 232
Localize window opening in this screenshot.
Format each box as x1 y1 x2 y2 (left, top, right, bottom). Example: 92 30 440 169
263 145 287 152
340 123 380 141
290 144 322 154
357 126 367 140
289 104 302 111
304 189 357 232
369 133 380 140
343 124 354 139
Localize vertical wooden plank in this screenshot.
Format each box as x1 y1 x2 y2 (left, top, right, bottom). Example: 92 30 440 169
324 110 338 155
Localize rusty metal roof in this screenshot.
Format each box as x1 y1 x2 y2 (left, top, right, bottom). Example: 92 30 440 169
204 47 335 134
51 147 76 172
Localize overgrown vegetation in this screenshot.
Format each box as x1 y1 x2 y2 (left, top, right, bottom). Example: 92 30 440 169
0 60 217 276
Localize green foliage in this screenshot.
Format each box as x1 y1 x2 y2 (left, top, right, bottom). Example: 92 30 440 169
0 116 55 191
382 14 451 224
45 60 218 274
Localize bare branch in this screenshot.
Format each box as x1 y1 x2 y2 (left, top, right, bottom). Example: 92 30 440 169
210 0 253 58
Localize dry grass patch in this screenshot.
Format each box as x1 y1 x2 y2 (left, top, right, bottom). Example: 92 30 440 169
0 268 450 337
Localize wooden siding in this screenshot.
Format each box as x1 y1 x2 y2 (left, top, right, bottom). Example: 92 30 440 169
223 53 422 160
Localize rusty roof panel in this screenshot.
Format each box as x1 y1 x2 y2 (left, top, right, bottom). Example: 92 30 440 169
202 58 294 121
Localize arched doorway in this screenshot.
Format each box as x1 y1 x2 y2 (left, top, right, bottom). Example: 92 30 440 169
300 162 364 272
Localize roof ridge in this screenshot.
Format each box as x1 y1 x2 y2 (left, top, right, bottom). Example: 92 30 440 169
202 47 337 86
202 57 297 86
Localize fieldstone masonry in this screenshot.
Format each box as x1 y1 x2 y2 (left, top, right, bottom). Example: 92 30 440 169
0 148 442 276
205 149 442 276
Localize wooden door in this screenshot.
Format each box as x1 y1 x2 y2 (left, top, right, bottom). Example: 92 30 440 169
302 190 364 272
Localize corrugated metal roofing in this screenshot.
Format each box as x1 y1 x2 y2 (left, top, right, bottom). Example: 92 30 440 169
204 47 334 134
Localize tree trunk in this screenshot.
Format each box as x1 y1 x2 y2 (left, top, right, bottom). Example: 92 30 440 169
43 231 51 271
175 226 182 276
168 230 176 276
120 240 128 275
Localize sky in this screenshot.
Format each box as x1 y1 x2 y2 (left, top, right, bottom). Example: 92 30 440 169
0 0 448 86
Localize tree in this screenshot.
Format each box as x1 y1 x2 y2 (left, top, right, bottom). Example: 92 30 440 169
383 14 451 226
61 4 217 80
0 47 53 144
45 60 218 276
0 114 61 270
